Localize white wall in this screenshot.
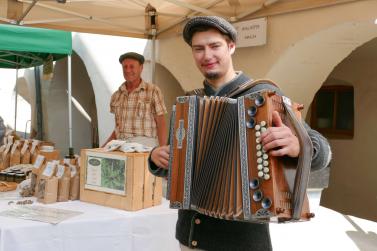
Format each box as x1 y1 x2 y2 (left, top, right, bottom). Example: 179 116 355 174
0 68 33 134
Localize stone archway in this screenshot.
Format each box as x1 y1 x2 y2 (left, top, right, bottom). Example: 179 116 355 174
154 62 185 119
266 20 377 118
45 52 98 156
266 20 377 221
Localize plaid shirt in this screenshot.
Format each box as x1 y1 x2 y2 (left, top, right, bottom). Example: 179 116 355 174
110 80 167 139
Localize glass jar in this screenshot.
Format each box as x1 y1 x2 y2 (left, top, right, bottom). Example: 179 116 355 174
6 172 15 182
15 173 26 183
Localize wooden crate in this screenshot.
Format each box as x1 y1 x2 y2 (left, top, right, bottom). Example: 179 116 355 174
80 149 162 211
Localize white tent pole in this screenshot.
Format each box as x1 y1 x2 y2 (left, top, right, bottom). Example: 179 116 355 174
68 55 73 152
14 68 19 131
151 35 156 83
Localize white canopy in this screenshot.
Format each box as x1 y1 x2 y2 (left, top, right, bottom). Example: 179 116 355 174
1 0 359 38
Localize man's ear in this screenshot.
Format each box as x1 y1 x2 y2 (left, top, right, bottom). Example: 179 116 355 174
229 41 236 55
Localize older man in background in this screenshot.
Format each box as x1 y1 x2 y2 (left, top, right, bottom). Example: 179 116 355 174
104 52 167 148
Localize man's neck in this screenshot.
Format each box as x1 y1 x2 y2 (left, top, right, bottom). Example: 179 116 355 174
125 78 142 92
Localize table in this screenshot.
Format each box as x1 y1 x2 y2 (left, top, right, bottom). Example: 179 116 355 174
0 192 180 251
1 191 376 251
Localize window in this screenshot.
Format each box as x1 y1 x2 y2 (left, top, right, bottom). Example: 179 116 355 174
310 85 354 139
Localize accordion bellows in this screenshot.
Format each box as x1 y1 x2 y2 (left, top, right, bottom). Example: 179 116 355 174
167 88 314 223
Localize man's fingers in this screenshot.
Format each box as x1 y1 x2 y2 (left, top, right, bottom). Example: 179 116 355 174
263 138 289 152
160 150 170 160
268 148 287 157
261 128 290 145
272 111 284 127
159 158 169 168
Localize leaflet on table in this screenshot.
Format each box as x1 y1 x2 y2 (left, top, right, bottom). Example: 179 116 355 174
0 205 83 224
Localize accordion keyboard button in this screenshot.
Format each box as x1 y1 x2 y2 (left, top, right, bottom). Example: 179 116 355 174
247 118 256 128
255 95 265 106
262 154 268 160
258 171 264 177
263 161 269 166
255 124 261 131
248 106 257 116
256 144 262 150
253 190 263 201
249 178 260 189
262 198 272 209
263 167 270 173
257 164 263 170
255 131 261 137
264 174 271 180
257 151 262 157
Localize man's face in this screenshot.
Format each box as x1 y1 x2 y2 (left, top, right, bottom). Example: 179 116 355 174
191 28 235 81
122 58 143 83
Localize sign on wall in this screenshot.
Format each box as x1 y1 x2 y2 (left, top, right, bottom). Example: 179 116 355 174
233 17 267 48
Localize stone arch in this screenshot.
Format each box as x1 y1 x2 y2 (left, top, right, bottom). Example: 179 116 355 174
266 20 377 117
267 20 377 221
154 62 185 118
45 51 98 156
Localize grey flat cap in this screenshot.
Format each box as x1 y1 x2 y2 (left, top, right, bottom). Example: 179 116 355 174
183 16 237 45
119 52 145 64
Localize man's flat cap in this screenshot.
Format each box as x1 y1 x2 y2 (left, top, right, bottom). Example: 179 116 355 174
183 16 237 45
119 52 145 64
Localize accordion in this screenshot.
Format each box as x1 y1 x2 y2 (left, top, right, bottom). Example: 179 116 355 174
167 86 314 223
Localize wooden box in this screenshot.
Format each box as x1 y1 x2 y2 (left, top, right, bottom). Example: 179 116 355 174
80 148 162 211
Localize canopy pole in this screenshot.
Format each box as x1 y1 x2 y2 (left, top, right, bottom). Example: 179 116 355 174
34 67 43 140
14 68 18 131
151 35 156 83
68 55 74 157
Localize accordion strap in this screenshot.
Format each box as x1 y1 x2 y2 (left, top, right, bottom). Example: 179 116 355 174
185 88 206 97
282 97 313 220
226 79 279 98
187 79 280 98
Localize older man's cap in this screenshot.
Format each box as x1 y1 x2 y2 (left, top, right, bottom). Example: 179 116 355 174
119 52 145 64
183 16 237 45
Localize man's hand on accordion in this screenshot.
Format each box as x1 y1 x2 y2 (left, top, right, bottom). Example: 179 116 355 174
151 145 170 169
260 111 300 158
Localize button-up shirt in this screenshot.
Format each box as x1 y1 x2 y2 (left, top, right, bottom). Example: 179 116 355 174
110 80 167 139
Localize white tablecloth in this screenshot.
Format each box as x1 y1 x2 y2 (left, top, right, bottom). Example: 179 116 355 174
0 192 180 251
0 191 376 251
270 206 377 251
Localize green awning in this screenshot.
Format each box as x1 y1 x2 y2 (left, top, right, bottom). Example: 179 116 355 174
0 24 72 69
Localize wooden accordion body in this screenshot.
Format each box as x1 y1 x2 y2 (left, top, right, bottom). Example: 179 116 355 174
167 89 314 223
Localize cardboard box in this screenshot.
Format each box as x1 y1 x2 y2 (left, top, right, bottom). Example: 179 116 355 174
80 148 162 211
